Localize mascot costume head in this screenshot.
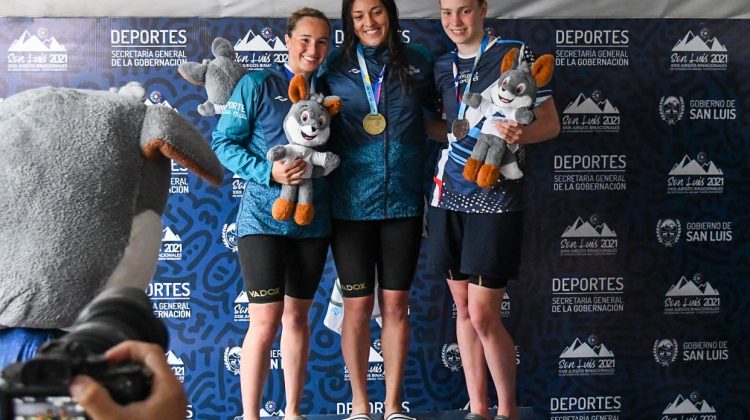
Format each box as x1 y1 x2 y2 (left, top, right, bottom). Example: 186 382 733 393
0 83 223 366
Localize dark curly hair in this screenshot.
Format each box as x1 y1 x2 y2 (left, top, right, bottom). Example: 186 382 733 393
340 0 412 88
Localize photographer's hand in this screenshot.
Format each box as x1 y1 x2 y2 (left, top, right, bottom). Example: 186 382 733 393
69 340 187 420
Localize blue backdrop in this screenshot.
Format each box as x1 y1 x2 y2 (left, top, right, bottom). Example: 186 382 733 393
1 17 748 420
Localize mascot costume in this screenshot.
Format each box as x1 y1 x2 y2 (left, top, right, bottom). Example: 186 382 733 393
0 82 224 368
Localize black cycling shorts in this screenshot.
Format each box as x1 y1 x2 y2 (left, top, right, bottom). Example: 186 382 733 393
331 217 422 297
238 235 329 303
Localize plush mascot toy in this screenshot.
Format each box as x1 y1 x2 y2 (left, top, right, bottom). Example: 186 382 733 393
0 83 224 367
462 46 553 188
266 74 341 226
178 37 248 116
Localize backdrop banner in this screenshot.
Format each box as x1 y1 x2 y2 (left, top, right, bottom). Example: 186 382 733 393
2 17 748 420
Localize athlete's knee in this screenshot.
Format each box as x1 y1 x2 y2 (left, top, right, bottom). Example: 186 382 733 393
244 323 278 346
379 299 408 322
281 310 309 331
467 305 499 336
343 295 375 322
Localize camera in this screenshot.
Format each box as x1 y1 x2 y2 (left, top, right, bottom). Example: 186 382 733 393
0 287 169 419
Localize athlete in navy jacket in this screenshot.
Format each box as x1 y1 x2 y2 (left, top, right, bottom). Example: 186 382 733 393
318 1 438 419
427 1 560 420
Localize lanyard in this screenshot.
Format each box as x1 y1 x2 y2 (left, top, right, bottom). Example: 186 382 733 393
356 44 387 116
452 35 494 120
283 63 317 92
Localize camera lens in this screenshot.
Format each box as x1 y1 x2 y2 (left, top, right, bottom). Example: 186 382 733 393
60 287 169 355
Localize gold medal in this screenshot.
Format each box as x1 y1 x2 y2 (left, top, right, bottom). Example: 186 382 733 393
363 113 387 135
452 119 470 139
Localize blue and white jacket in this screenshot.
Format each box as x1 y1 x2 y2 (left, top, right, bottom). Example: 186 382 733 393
212 65 331 238
320 44 436 220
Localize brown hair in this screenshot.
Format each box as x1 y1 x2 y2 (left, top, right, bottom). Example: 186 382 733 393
341 0 412 88
286 7 331 36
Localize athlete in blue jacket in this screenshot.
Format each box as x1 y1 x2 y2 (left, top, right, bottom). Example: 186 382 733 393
211 9 333 420
428 1 560 420
318 1 438 419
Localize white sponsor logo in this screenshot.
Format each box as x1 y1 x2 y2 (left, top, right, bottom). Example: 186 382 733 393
551 276 624 314
660 96 736 124
555 29 629 67
234 291 250 322
656 218 681 247
169 159 190 194
659 96 685 125
653 338 679 366
159 227 182 261
7 28 68 72
269 349 283 370
684 221 733 243
110 29 188 68
662 392 716 417
148 281 192 319
681 340 729 362
166 350 186 382
223 346 242 375
550 395 621 420
558 335 615 376
667 153 723 194
501 292 510 318
232 173 246 198
553 154 626 192
345 338 384 381
234 28 287 70
670 28 728 71
664 273 720 315
222 223 239 253
334 29 411 46
441 343 462 372
560 215 618 256
336 402 410 415
562 90 620 133
144 91 177 110
260 400 284 417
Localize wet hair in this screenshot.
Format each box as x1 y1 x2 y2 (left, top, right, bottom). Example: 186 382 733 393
341 0 412 88
286 7 331 36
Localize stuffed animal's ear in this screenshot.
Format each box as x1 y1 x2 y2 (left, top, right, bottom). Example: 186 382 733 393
140 106 224 185
211 37 235 58
288 74 308 103
531 54 554 88
501 48 519 73
324 96 342 117
178 61 208 86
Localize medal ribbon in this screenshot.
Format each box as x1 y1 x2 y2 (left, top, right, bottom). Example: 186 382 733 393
452 35 490 121
356 44 387 116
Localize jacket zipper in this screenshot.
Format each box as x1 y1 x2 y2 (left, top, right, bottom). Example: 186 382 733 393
382 70 390 219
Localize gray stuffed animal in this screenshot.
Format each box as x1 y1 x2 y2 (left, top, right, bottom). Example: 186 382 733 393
463 46 553 188
178 37 247 116
0 83 224 331
266 74 341 226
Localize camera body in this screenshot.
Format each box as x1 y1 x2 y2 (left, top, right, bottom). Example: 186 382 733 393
0 287 168 418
